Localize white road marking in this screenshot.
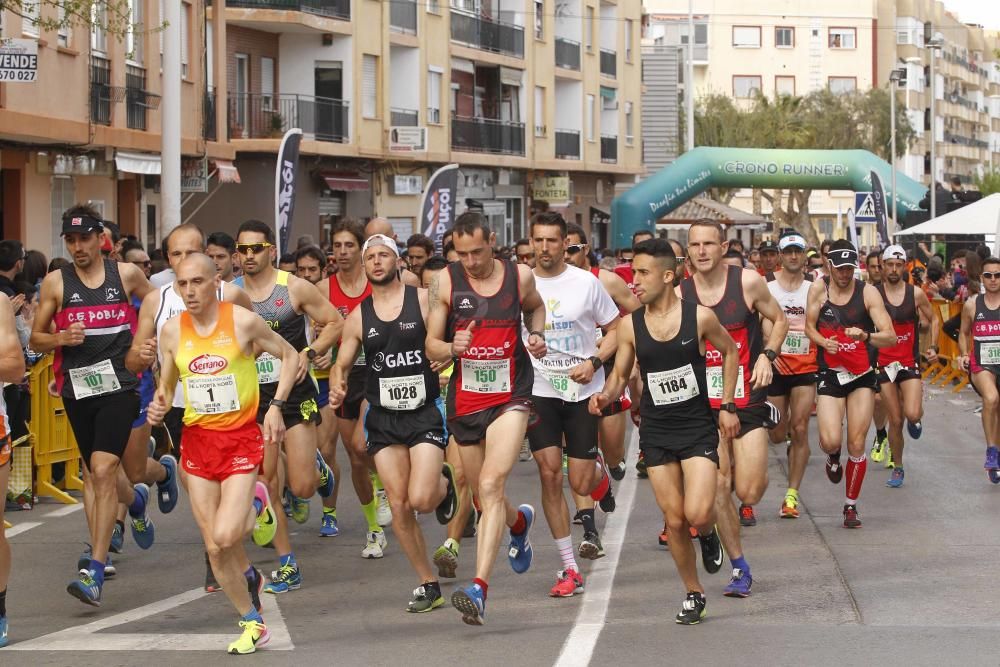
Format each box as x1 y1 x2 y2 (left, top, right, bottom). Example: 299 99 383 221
4 502 85 538
554 428 639 667
44 504 85 518
5 522 42 537
8 587 293 651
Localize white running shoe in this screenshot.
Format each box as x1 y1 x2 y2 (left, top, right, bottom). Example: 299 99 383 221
362 530 388 559
376 489 393 527
519 438 532 462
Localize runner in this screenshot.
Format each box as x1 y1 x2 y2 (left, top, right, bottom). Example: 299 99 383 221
804 240 896 527
234 219 343 593
31 206 154 606
0 291 26 646
875 245 937 488
957 256 1000 482
426 211 547 625
148 254 292 654
206 232 238 282
524 212 620 596
316 219 391 557
364 218 421 287
764 232 817 519
329 234 458 612
757 240 780 277
591 239 734 624
680 218 788 596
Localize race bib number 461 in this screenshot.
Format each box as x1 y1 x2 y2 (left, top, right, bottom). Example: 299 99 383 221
781 331 810 356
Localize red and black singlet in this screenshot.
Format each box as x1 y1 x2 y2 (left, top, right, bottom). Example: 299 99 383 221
877 283 919 368
817 277 874 375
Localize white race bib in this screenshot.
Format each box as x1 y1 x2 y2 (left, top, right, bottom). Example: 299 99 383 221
882 361 903 383
706 366 745 400
460 358 510 394
647 364 699 406
69 359 120 399
836 368 871 385
539 365 580 402
186 374 240 415
980 342 1000 366
379 374 427 410
255 353 281 384
354 348 367 367
780 331 810 356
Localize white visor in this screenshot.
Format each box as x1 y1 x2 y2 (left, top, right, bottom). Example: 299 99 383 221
362 234 400 257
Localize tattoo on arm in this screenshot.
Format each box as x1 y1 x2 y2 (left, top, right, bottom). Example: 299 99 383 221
428 274 440 313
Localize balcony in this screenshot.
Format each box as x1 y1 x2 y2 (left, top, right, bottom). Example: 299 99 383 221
451 116 525 155
450 10 524 59
223 0 350 20
600 134 617 162
944 130 989 149
390 0 417 33
90 55 112 126
390 107 419 126
600 48 616 78
228 92 349 143
554 129 581 159
204 92 217 141
555 37 581 70
125 64 148 131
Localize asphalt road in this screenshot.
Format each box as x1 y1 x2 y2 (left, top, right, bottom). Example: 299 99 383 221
4 382 1000 666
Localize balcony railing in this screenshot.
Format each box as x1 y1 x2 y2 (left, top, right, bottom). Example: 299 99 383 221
204 92 217 140
125 64 148 130
555 37 581 70
451 116 524 155
601 134 617 162
390 107 419 126
554 129 581 159
450 10 524 59
90 55 112 126
390 0 417 33
600 48 616 78
228 92 349 142
221 0 350 20
944 130 989 149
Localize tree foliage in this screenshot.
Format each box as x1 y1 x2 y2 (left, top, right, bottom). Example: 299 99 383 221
0 1 142 37
975 169 1000 198
693 88 917 245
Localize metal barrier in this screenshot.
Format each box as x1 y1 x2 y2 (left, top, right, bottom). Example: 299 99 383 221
29 355 83 504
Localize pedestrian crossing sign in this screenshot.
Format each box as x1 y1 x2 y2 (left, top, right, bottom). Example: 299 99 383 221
854 192 877 222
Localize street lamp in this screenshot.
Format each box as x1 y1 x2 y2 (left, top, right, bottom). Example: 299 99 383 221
889 66 905 233
927 35 944 220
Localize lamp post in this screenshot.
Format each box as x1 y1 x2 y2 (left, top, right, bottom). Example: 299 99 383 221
889 67 905 232
927 35 944 220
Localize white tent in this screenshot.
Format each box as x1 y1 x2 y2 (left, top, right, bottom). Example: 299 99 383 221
894 193 1000 237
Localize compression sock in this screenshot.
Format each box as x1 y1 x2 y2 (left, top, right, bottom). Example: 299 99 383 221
589 469 610 501
371 472 385 493
846 454 867 503
510 510 527 535
361 498 380 532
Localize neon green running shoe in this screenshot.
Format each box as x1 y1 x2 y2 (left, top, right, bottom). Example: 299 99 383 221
870 434 888 463
252 482 277 547
284 488 310 525
227 619 270 654
407 584 445 613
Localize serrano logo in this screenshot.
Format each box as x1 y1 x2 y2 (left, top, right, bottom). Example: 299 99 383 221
466 341 510 359
188 354 228 374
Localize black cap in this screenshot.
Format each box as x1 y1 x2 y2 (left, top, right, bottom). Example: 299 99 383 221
61 213 104 236
828 247 859 268
758 240 779 253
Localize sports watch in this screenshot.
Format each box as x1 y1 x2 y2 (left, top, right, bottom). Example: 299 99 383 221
269 399 287 410
763 349 777 362
304 346 317 360
719 402 737 413
588 355 602 371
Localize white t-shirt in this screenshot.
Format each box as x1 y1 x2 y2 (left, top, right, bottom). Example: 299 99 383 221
149 268 175 288
524 265 620 402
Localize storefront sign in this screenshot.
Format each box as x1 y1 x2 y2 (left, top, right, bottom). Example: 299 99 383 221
0 39 38 82
181 157 208 193
532 174 570 206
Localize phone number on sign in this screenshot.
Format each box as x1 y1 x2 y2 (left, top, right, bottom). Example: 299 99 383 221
0 70 36 81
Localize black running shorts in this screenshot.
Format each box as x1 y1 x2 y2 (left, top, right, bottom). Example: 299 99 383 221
876 364 921 385
448 398 532 446
639 418 719 467
335 366 367 421
767 372 817 397
64 390 140 467
527 395 599 460
258 377 322 429
713 402 780 439
816 369 879 398
364 399 447 457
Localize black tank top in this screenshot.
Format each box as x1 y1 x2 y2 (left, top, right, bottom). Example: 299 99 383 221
817 277 874 374
361 285 439 410
971 294 1000 374
633 299 715 438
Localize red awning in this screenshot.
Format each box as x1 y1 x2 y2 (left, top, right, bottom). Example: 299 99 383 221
321 171 369 192
211 159 241 184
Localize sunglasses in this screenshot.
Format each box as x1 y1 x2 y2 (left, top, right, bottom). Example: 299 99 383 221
236 242 273 256
809 263 824 269
132 260 152 267
983 272 1000 280
566 244 587 255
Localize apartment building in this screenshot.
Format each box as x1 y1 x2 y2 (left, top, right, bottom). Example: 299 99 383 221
192 0 644 248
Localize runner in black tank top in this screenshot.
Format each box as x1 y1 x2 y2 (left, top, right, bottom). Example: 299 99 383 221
331 239 458 613
591 239 740 625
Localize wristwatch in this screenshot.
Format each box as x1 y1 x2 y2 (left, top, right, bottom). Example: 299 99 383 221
529 330 545 340
304 346 317 360
719 402 737 413
269 399 287 410
588 355 602 371
763 349 777 363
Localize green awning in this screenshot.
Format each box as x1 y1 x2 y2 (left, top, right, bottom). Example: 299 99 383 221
599 86 616 100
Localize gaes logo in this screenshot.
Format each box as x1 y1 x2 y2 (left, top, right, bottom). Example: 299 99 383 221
188 354 228 374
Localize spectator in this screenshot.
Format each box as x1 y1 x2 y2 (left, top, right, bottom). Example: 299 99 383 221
21 249 47 288
47 257 71 273
0 240 25 297
514 238 535 267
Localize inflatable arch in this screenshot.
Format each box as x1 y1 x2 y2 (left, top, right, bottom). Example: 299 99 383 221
610 147 927 249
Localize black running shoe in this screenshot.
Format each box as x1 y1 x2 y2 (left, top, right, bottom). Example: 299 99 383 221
572 510 584 525
578 531 605 560
247 566 264 613
205 552 222 593
598 484 616 513
675 591 707 625
843 504 862 529
609 461 627 481
436 463 458 525
697 526 724 574
826 455 844 484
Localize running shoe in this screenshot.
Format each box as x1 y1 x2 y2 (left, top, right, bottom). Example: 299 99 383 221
508 504 535 574
985 446 1000 476
572 510 584 525
252 482 278 547
598 484 616 513
675 591 707 625
990 469 1000 485
562 453 568 476
723 568 752 598
462 503 478 538
635 452 648 479
284 488 310 525
843 504 862 528
319 510 339 537
407 584 444 613
697 526 724 574
316 451 335 498
738 503 757 527
129 483 155 550
609 461 627 482
362 530 388 559
76 548 115 578
156 454 179 514
658 524 670 548
205 552 222 593
870 434 888 462
884 448 895 469
436 463 458 525
281 489 292 518
578 531 605 560
825 455 843 484
549 568 584 597
67 569 102 607
452 583 486 626
0 615 7 648
433 542 459 579
780 495 800 519
109 521 124 554
227 620 270 655
519 438 532 462
886 467 905 488
907 420 923 440
376 489 393 527
248 566 264 614
263 562 301 594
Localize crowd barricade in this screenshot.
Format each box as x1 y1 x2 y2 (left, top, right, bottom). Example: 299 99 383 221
29 355 82 504
922 299 968 392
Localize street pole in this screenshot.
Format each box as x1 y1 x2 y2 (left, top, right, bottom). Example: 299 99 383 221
890 76 896 231
686 0 694 152
929 39 939 220
161 0 182 236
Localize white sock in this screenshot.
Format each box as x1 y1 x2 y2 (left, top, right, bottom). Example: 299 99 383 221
555 536 577 572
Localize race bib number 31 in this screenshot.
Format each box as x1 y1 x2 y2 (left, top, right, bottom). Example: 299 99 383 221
706 366 745 400
647 365 699 406
461 358 510 394
186 374 240 414
69 359 120 399
255 353 281 384
980 342 1000 365
379 374 426 410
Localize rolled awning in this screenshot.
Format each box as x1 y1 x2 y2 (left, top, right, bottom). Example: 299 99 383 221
115 150 161 175
599 86 616 100
211 159 241 184
320 171 369 192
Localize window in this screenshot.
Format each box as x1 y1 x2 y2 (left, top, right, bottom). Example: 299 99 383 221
261 57 274 110
733 75 762 98
585 6 594 52
828 76 856 94
534 86 545 136
181 2 190 78
732 26 761 48
362 54 378 118
625 19 633 62
775 75 795 96
51 177 75 261
427 0 439 12
126 0 143 63
91 2 107 53
625 101 633 144
775 26 793 48
586 93 595 141
534 0 543 39
58 4 70 47
427 69 442 123
22 1 39 37
828 27 856 49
